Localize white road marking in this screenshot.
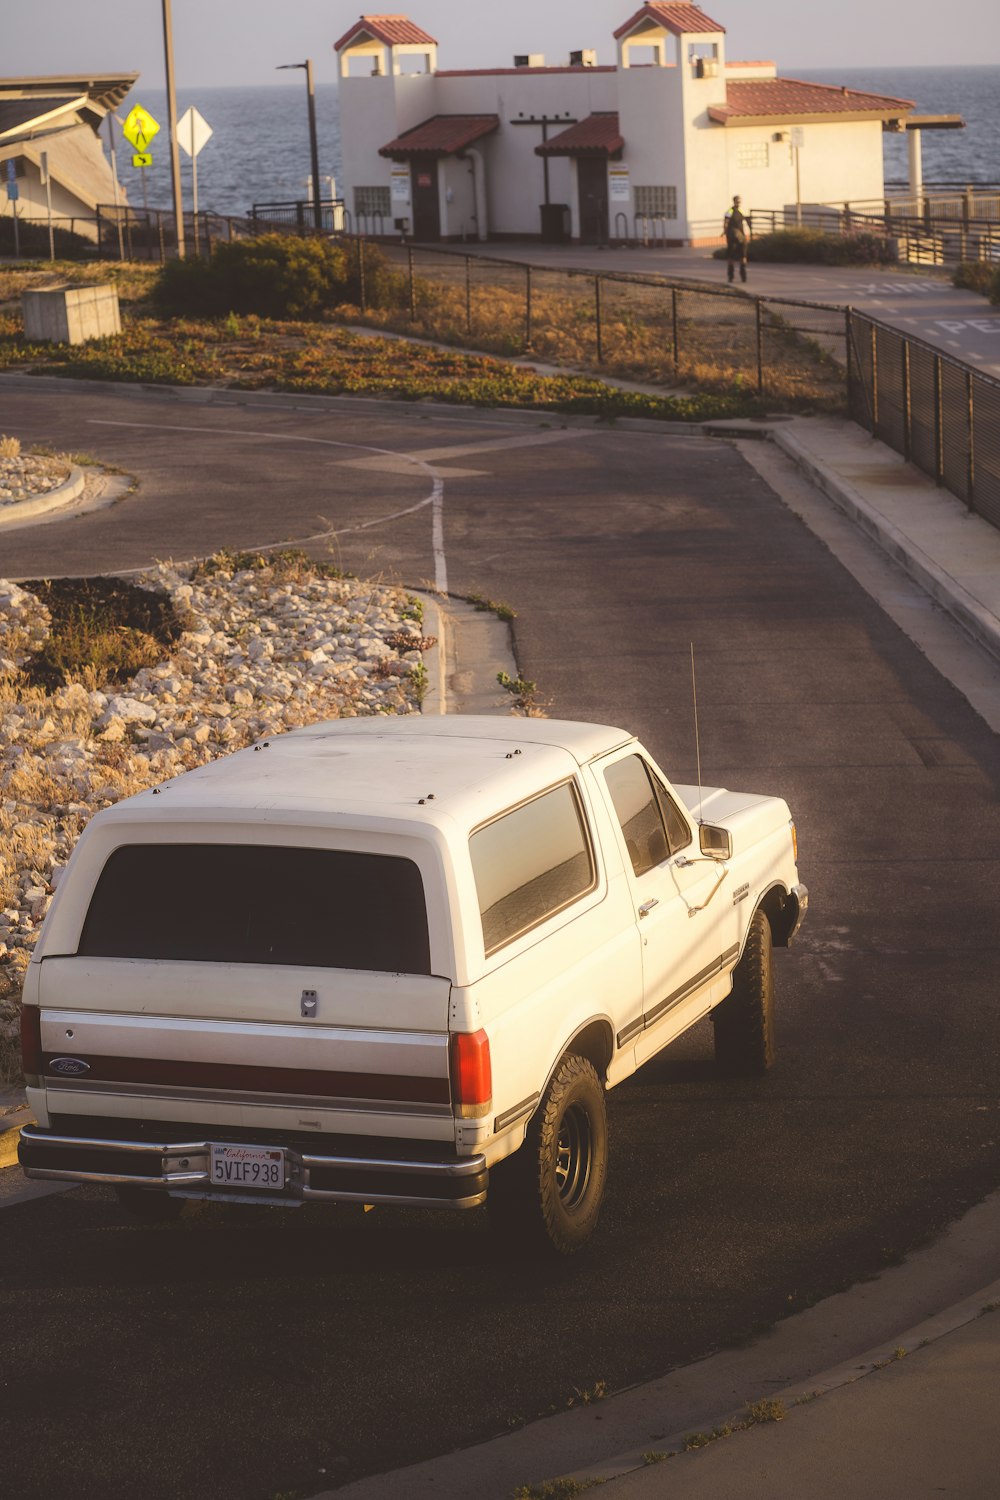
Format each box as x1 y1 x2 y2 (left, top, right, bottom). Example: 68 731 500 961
89 418 451 591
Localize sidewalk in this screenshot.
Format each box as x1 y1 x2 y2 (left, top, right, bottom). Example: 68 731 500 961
596 1302 1000 1500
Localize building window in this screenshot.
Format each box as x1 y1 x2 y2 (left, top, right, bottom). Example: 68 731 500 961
737 143 770 170
353 185 391 221
634 185 678 220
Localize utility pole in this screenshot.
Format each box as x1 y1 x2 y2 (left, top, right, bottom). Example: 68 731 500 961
277 59 323 230
162 0 186 256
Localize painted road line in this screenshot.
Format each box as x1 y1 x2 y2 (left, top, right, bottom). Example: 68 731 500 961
88 416 449 589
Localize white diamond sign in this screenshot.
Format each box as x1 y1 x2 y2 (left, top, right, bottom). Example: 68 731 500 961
177 106 213 158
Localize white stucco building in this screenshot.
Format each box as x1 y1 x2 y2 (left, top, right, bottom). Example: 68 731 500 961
334 4 939 245
0 75 136 241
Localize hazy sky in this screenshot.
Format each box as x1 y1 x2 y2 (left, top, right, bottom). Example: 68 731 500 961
4 1 998 90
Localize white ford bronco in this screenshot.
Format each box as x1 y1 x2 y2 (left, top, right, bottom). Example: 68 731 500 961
19 715 806 1253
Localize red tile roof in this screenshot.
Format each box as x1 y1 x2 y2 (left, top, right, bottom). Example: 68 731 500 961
536 113 624 157
379 114 500 158
614 4 726 40
436 66 616 78
334 14 437 52
710 77 915 122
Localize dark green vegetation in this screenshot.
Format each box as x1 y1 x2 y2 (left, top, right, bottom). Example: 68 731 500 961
154 233 398 320
952 260 1000 302
18 576 188 690
714 227 898 266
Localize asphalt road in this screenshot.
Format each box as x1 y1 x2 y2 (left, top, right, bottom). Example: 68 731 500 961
2 385 999 1500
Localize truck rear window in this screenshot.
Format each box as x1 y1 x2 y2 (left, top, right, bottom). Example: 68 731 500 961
78 844 431 974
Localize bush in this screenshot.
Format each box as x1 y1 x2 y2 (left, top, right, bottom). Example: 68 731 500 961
714 228 897 267
154 233 402 319
952 260 1000 300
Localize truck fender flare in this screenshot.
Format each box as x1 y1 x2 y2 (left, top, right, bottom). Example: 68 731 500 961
752 882 804 951
544 1015 616 1096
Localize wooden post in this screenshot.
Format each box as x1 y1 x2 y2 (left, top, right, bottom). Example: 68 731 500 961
870 323 878 436
933 354 944 485
672 288 680 368
755 298 764 395
359 238 367 312
466 255 472 335
408 246 415 320
966 368 975 510
525 264 532 351
595 276 603 363
901 340 911 461
845 308 853 416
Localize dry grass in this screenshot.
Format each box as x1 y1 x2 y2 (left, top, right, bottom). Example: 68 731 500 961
0 434 21 459
337 270 845 410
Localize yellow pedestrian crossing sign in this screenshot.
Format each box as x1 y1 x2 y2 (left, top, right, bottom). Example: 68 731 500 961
123 104 160 153
132 153 153 168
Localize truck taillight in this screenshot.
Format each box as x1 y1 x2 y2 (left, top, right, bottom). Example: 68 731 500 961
450 1030 492 1120
790 819 798 863
20 1005 41 1084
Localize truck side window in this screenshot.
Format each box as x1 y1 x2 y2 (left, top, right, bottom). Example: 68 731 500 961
604 755 690 875
470 781 595 955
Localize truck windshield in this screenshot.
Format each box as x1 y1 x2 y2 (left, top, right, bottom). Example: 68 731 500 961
78 843 431 974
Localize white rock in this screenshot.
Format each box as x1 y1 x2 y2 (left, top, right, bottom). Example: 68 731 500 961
102 695 157 726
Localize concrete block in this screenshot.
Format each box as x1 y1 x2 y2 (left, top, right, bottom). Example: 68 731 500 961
21 284 122 345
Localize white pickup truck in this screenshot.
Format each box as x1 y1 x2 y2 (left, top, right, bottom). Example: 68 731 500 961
19 716 806 1253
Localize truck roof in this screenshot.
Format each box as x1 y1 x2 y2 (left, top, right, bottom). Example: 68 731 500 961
99 716 636 833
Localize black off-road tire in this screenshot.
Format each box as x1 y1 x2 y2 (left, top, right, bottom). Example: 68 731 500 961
115 1185 187 1222
712 909 775 1075
488 1053 608 1256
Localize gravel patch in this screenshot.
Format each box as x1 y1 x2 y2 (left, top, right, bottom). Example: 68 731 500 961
0 560 436 1056
0 453 72 504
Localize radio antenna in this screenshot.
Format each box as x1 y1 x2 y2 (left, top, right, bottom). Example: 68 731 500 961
690 642 703 823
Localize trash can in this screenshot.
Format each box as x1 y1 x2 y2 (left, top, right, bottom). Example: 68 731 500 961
540 203 571 244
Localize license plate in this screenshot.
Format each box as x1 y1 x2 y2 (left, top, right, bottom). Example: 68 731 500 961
210 1144 285 1191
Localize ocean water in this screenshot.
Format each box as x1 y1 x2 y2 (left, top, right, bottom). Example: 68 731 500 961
794 66 999 187
124 67 998 219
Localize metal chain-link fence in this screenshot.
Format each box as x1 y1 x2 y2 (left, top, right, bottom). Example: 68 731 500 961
356 240 847 407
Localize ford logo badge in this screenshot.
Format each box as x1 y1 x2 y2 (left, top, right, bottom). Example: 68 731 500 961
48 1057 90 1077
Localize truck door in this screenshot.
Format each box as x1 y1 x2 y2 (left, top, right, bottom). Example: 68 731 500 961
599 753 734 1060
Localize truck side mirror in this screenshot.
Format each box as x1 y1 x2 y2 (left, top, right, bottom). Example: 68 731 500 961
699 823 732 860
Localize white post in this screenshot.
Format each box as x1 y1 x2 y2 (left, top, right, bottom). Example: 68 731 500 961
190 112 200 257
41 151 55 260
795 146 802 227
907 128 924 215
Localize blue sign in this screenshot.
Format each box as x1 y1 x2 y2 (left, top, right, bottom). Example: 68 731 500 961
4 159 14 182
5 182 18 201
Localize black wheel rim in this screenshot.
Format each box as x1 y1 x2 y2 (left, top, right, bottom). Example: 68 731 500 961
555 1102 593 1211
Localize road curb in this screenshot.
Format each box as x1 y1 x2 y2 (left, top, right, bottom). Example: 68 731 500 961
562 1278 1000 1489
0 464 86 528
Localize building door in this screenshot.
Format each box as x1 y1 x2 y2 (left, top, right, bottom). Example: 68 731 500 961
411 158 441 241
578 158 609 244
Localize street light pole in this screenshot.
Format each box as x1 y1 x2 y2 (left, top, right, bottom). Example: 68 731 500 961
277 60 323 230
161 0 186 257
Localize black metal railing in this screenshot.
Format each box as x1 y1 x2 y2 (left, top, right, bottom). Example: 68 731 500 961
846 309 1000 530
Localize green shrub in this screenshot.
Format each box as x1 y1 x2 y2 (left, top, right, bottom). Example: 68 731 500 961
714 228 897 267
953 260 1000 299
153 233 402 320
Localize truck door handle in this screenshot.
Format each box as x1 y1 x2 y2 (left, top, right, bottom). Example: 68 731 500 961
638 898 659 918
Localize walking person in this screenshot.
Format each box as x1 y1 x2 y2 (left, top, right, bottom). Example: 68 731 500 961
723 194 751 283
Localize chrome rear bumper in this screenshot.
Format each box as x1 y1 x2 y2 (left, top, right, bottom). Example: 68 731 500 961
18 1125 488 1210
